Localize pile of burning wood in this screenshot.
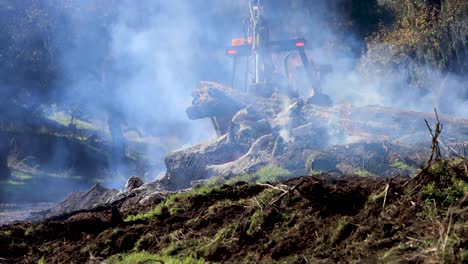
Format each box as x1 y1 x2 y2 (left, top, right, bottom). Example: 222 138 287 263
159 81 468 189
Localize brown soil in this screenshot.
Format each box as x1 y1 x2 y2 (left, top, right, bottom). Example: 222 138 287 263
1 162 467 263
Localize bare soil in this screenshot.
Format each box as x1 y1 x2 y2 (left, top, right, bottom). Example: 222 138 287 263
0 161 467 263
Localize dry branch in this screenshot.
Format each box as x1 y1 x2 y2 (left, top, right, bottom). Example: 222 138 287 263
382 178 394 209
258 183 288 194
269 179 306 206
415 108 443 181
424 108 443 166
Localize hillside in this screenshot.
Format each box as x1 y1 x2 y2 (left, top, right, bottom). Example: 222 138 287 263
1 158 467 263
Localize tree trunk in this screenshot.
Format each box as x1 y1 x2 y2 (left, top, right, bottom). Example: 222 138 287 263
0 134 11 180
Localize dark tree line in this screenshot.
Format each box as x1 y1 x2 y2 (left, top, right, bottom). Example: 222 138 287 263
361 0 468 110
0 1 121 179
0 1 119 109
0 0 465 180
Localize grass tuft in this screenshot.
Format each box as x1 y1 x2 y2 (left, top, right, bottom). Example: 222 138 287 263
105 251 206 264
124 185 217 222
206 164 291 187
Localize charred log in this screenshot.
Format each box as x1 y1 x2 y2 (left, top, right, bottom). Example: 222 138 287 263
159 82 468 188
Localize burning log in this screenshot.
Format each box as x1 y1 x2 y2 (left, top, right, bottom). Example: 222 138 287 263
159 82 468 189
186 81 286 135
188 82 468 142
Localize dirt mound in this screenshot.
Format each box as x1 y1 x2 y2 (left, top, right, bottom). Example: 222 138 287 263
0 159 467 263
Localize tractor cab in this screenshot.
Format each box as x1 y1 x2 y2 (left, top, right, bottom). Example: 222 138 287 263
226 0 332 106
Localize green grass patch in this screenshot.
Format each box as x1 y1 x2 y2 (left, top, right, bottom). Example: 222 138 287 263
354 169 372 177
461 250 468 263
11 168 84 180
420 161 468 207
255 164 291 182
206 164 291 186
133 232 156 251
37 256 45 264
380 244 412 263
124 202 167 222
24 226 34 236
421 180 468 207
203 224 236 252
161 239 202 257
367 190 386 203
105 251 206 264
5 180 26 185
125 185 217 222
12 171 33 180
390 161 418 175
309 170 324 176
246 188 287 236
48 111 99 131
330 218 352 244
169 207 185 216
0 230 12 236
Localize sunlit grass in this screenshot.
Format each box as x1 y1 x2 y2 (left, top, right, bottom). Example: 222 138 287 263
13 170 81 179
48 111 100 131
12 171 33 180
206 163 292 186
105 251 206 264
125 185 215 222
6 180 26 185
2 168 86 188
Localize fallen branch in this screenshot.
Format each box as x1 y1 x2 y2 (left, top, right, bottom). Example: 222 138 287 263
231 211 245 239
269 179 307 206
254 197 263 212
441 209 453 253
424 108 443 166
382 178 394 209
257 183 288 194
414 108 443 181
438 139 457 157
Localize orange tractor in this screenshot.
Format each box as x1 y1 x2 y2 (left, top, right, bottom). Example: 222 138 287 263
226 0 332 106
